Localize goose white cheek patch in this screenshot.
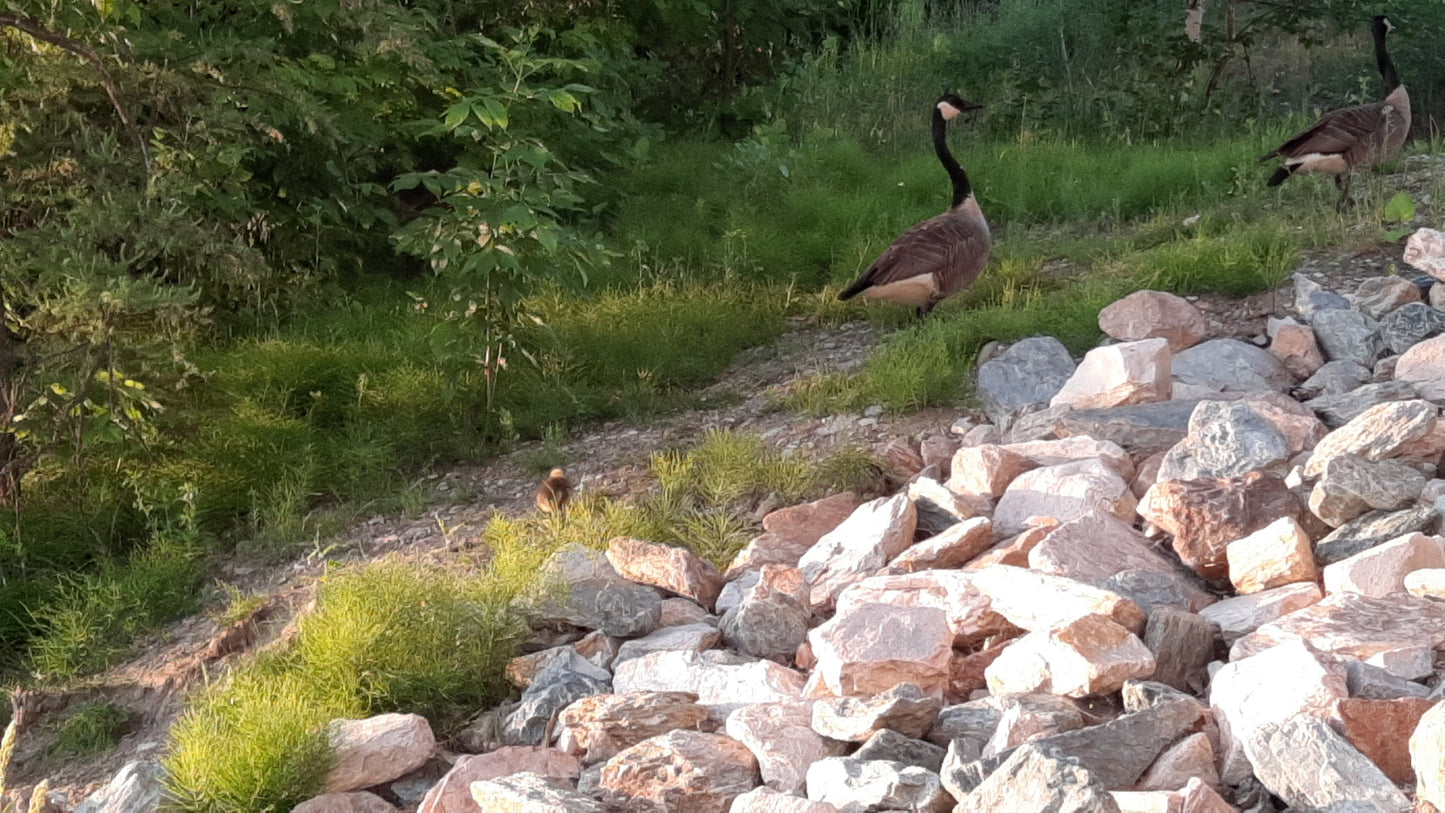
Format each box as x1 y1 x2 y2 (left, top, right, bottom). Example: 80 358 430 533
938 101 962 121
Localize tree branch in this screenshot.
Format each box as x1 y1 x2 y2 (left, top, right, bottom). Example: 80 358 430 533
0 11 151 175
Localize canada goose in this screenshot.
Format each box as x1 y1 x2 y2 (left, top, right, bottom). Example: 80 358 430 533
536 467 571 515
1260 15 1410 209
838 93 991 318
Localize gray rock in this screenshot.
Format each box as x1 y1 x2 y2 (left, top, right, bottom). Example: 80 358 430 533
1315 506 1438 565
1295 273 1352 322
1344 658 1431 699
1312 308 1385 367
951 743 1121 813
1379 302 1445 354
1305 380 1420 429
1244 713 1410 812
976 336 1077 424
1051 399 1196 457
469 772 605 813
811 682 943 742
1142 606 1215 692
925 699 1002 751
1172 338 1295 394
527 545 662 638
75 761 165 813
504 654 610 746
1309 453 1428 528
854 728 946 773
1157 399 1290 481
719 592 808 665
1101 570 1198 615
613 623 721 667
1296 360 1371 400
906 476 973 536
805 757 951 813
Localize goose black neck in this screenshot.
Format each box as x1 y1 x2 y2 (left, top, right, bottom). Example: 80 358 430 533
933 109 972 208
1375 24 1401 89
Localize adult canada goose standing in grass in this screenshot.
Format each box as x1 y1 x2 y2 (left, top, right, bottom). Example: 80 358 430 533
536 467 571 516
838 92 991 319
1260 15 1410 210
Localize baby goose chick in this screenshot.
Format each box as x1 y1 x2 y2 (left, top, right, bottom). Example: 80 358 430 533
536 467 572 515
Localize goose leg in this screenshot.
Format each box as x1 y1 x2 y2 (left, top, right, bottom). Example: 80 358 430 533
1334 174 1354 212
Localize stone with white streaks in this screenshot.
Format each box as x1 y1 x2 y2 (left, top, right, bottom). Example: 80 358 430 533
810 683 942 742
1050 338 1173 410
984 613 1155 698
804 757 952 813
599 730 759 813
1322 532 1445 597
993 458 1138 538
1302 398 1438 477
725 700 841 795
797 493 916 610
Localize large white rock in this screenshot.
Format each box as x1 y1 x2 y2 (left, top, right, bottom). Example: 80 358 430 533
993 458 1137 538
1050 338 1172 410
808 602 954 697
1323 533 1445 598
798 493 917 610
613 650 805 719
725 701 840 794
325 713 436 793
984 614 1155 698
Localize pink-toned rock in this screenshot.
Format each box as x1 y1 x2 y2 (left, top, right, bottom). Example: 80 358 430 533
1139 471 1302 580
1323 533 1445 597
1209 640 1348 785
919 434 962 479
1337 696 1434 784
809 602 954 697
880 437 926 480
948 445 1035 499
1230 592 1445 671
1002 436 1137 481
984 614 1156 698
1405 227 1445 280
1267 317 1325 379
468 772 603 813
810 683 943 742
1177 778 1235 813
614 622 722 667
727 493 860 579
612 651 806 719
1238 391 1329 455
1225 516 1318 594
729 787 842 813
418 747 581 813
1099 290 1208 352
293 792 395 813
834 570 1013 647
1396 334 1445 401
983 693 1085 757
993 458 1138 538
608 537 724 612
555 692 709 765
969 563 1146 634
1411 699 1445 809
659 598 712 628
1051 338 1172 410
965 519 1056 570
1028 512 1214 611
798 493 917 610
726 700 842 794
1198 583 1323 645
1302 399 1439 477
1134 732 1218 792
1356 275 1423 319
949 638 1014 702
1131 453 1165 499
890 516 994 573
599 730 759 813
325 713 435 793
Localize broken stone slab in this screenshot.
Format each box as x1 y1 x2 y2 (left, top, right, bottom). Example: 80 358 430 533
975 335 1078 425
833 570 1012 648
555 692 709 765
1028 511 1214 611
1198 582 1322 645
612 650 805 719
1344 658 1431 700
1302 398 1439 477
1208 639 1348 785
1133 731 1218 793
1171 337 1295 395
599 730 759 813
993 457 1138 538
1225 516 1319 594
1305 380 1420 429
607 536 725 612
1157 399 1290 482
984 613 1156 698
1322 532 1445 597
807 601 954 698
797 492 917 611
1397 333 1445 402
503 652 611 746
1229 592 1445 673
1379 301 1445 354
467 772 603 813
1312 308 1385 368
1309 453 1428 527
810 683 943 742
1098 290 1208 353
1050 338 1173 410
1000 436 1137 480
1141 606 1214 693
1051 400 1198 460
889 515 994 573
1244 713 1409 812
325 714 436 793
854 728 946 773
968 563 1146 635
950 743 1122 812
613 622 722 668
1102 570 1200 615
726 493 860 579
1138 471 1301 581
725 700 842 795
947 444 1036 499
525 544 663 638
805 757 951 813
1314 505 1439 565
1336 696 1435 784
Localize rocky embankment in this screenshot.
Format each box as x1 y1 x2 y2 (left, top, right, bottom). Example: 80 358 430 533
60 225 1445 812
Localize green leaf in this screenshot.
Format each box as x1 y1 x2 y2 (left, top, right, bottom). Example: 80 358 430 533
476 99 509 130
442 102 472 131
545 89 580 113
1384 228 1412 243
1384 192 1416 224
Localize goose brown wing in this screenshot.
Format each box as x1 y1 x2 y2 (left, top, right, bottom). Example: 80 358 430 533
1263 101 1388 160
859 212 989 292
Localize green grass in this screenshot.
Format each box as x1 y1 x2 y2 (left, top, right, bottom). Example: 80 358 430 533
47 702 130 759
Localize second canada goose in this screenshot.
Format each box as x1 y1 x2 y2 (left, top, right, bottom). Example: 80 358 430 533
1260 15 1411 209
838 93 991 319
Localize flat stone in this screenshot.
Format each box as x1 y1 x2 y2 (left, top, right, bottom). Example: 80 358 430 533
982 693 1085 758
969 563 1146 634
810 683 943 742
608 537 724 612
1244 713 1409 812
614 623 721 667
834 570 1011 648
984 613 1155 698
1171 338 1295 395
1028 511 1207 608
855 728 946 772
1198 583 1322 645
1000 436 1136 480
1323 532 1445 597
926 698 1003 752
805 757 951 813
798 493 916 610
1296 359 1370 400
528 545 662 638
1379 301 1445 354
1355 275 1423 320
1344 658 1432 700
326 714 435 793
976 335 1078 424
1051 338 1172 410
1225 516 1318 594
808 601 954 697
993 458 1137 538
1315 506 1439 565
890 516 994 573
1099 290 1208 352
1229 592 1445 669
1337 696 1435 784
1052 400 1197 457
1303 398 1439 477
612 650 805 719
1306 380 1422 429
1139 471 1301 581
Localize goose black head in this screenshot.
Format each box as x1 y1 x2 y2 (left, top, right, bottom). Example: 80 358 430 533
937 92 984 121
